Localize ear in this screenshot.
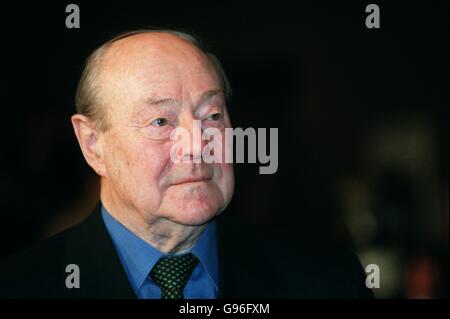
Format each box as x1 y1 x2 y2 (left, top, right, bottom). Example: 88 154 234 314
71 114 106 176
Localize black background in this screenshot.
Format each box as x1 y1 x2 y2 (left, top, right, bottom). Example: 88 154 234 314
0 1 448 298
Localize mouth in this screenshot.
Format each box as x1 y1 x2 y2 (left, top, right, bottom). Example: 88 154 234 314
171 175 212 185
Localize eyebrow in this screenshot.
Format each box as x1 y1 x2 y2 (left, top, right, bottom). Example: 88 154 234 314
143 96 177 106
200 88 223 103
141 88 223 108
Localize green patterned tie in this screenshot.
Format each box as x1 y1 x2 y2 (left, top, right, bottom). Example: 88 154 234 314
149 253 199 299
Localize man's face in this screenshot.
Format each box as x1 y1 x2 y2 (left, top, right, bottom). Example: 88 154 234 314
98 34 234 226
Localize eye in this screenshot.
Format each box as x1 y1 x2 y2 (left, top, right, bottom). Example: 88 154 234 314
151 118 168 127
206 113 222 121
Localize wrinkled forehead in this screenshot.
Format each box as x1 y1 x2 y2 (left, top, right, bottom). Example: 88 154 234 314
99 33 221 105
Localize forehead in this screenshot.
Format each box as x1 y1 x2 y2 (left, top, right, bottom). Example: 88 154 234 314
100 33 221 102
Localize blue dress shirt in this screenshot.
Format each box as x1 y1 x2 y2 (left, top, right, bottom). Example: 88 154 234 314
101 206 219 299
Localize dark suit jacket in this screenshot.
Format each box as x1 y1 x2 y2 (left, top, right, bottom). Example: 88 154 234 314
0 204 374 298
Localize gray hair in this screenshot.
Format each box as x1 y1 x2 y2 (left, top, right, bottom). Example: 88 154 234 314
75 28 232 131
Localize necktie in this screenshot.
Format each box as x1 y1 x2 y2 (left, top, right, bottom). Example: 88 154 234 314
149 253 199 299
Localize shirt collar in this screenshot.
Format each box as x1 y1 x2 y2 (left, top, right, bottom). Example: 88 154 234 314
101 205 219 291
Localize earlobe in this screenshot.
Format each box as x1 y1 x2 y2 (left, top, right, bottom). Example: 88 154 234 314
71 114 105 175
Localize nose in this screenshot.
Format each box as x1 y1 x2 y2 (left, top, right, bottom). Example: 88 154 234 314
177 113 207 163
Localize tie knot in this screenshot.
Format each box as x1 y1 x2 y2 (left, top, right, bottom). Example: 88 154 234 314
149 253 199 299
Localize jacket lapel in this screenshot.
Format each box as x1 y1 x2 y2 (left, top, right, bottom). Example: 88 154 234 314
64 204 137 299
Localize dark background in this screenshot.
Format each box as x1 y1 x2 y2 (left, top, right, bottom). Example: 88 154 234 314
0 1 448 298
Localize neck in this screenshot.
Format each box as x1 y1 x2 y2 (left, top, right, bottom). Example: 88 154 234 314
100 184 206 254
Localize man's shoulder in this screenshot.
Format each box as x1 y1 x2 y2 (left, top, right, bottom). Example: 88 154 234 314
217 215 374 298
0 208 136 299
0 223 82 298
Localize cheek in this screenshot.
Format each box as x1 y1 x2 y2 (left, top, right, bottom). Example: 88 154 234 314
105 136 172 193
214 163 235 201
130 143 173 187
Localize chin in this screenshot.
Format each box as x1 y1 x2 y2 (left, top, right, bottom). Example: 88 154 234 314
161 198 223 226
161 182 227 226
177 202 222 226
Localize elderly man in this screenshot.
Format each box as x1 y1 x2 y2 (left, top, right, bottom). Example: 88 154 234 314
0 29 373 299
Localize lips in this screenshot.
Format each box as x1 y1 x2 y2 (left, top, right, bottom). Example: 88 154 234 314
171 175 212 185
